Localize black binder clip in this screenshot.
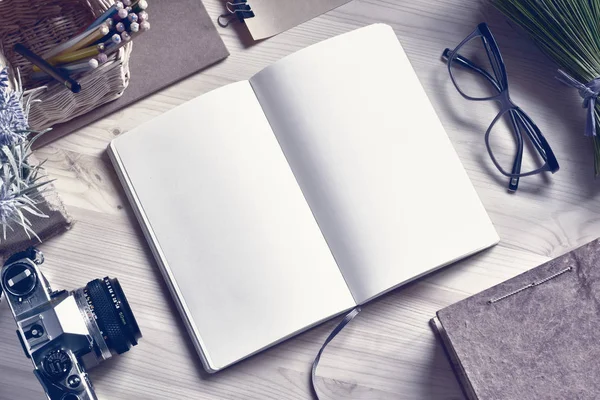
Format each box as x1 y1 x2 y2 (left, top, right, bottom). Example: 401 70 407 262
218 1 255 28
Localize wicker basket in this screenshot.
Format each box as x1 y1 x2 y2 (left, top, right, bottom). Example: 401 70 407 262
0 0 132 130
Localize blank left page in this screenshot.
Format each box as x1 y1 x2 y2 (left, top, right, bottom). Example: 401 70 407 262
110 81 355 371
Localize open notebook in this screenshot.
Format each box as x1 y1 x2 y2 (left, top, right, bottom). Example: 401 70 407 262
108 24 499 372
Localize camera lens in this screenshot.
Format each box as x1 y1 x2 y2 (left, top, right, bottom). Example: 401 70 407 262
84 277 142 355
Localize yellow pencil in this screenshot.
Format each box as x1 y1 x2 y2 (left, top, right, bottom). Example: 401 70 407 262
55 24 110 57
33 46 100 71
42 23 109 59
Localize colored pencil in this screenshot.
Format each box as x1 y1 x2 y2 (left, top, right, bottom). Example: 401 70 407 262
43 24 109 59
107 33 122 45
34 46 100 70
57 24 110 56
102 29 143 57
132 0 148 12
97 53 109 64
137 11 148 22
85 2 124 32
117 8 129 19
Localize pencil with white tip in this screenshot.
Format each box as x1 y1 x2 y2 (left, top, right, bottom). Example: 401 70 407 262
34 46 100 70
116 7 129 20
85 2 124 32
137 10 148 22
132 0 148 12
43 24 109 59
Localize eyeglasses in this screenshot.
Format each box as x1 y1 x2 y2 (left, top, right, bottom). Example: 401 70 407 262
442 22 559 192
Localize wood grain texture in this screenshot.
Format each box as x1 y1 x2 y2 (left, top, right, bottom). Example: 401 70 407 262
1 0 599 399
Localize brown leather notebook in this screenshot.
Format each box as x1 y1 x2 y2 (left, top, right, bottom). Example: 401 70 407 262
34 0 229 148
432 238 600 400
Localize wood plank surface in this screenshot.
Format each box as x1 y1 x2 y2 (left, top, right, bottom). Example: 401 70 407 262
1 0 598 399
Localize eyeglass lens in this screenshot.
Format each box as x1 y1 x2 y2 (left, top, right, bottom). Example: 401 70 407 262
487 109 548 176
449 35 501 100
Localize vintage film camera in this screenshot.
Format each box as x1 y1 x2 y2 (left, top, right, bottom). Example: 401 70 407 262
0 248 142 400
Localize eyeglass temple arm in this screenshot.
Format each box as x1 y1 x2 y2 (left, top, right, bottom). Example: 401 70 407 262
514 111 545 154
507 109 523 192
442 48 502 93
442 48 523 191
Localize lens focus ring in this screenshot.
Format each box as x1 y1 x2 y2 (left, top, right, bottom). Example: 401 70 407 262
86 279 131 354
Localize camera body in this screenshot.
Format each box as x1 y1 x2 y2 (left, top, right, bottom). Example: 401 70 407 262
0 248 142 400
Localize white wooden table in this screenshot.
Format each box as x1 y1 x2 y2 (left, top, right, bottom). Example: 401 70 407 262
1 0 597 399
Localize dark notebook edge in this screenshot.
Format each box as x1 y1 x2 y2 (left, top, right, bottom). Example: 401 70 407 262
430 316 477 400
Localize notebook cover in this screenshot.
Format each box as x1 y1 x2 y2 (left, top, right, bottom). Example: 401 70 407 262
33 0 229 148
434 238 600 400
244 0 352 40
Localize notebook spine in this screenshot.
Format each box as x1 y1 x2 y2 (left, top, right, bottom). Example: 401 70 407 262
430 317 478 400
218 1 255 28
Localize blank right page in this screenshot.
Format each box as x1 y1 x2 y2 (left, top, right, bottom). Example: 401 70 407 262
250 24 499 304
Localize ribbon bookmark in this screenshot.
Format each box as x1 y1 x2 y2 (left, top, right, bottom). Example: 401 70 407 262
556 69 600 137
311 307 361 399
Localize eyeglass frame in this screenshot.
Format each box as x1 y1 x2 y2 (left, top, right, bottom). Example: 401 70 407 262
442 22 559 192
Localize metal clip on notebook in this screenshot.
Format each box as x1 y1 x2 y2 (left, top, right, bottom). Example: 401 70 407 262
218 1 255 28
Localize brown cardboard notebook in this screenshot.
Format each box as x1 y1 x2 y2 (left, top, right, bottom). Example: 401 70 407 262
432 238 600 400
34 0 229 148
242 0 353 40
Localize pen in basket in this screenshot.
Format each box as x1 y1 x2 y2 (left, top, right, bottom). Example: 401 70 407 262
29 61 91 81
14 44 81 93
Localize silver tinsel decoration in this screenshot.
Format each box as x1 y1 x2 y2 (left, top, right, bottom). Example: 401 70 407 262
0 66 50 242
0 67 29 146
